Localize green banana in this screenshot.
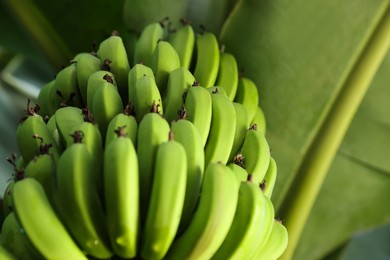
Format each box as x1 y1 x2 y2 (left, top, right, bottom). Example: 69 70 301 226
51 62 83 108
227 163 248 183
184 84 212 147
204 89 236 166
55 106 84 148
228 102 250 162
141 132 187 260
261 157 277 199
56 131 112 258
86 70 117 111
12 178 87 259
134 75 163 122
254 219 288 260
234 77 259 124
171 119 205 231
164 67 195 123
241 124 271 184
97 32 130 102
2 181 15 221
165 163 239 260
168 21 195 70
193 32 220 87
37 80 56 117
128 63 155 109
73 52 102 105
46 114 62 149
251 105 267 134
133 22 165 66
0 244 16 260
207 86 228 97
151 40 181 94
16 100 60 163
136 112 170 224
92 82 124 139
105 105 138 147
104 127 139 258
215 51 239 101
211 180 266 259
0 212 42 260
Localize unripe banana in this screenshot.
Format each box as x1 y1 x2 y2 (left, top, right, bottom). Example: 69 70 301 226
227 162 248 183
164 67 195 123
104 127 139 258
2 181 15 221
97 33 131 102
168 22 195 70
234 77 259 123
12 178 87 259
133 22 165 66
184 84 212 147
165 163 239 260
171 119 205 231
56 132 112 258
215 51 239 101
0 244 16 260
128 63 155 109
204 89 236 166
254 219 288 260
37 80 56 117
55 106 84 148
151 40 181 95
207 86 228 97
16 100 60 163
136 113 170 224
240 124 271 184
0 212 42 260
92 83 124 139
252 105 267 134
141 132 187 260
73 52 102 105
228 102 250 162
105 106 138 147
193 32 220 87
261 157 277 198
46 114 62 149
134 75 163 122
86 70 117 111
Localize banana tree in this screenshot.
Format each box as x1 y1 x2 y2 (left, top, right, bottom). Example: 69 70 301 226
0 0 389 259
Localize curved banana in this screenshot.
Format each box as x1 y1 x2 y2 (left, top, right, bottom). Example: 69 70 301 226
16 100 60 163
86 70 117 111
240 124 271 184
37 80 56 117
165 163 239 260
141 132 187 260
254 219 288 260
104 127 139 258
227 163 248 183
105 106 138 147
56 132 112 258
193 32 220 87
151 40 181 94
128 63 155 109
184 85 212 147
73 52 101 105
204 90 236 166
228 102 250 162
211 180 265 259
1 212 42 259
136 112 170 224
133 22 165 66
12 178 87 259
168 22 195 70
261 157 277 199
215 51 239 101
164 67 195 123
134 75 163 122
97 32 130 102
55 106 84 148
46 114 62 149
171 119 204 231
234 77 259 124
2 181 15 221
251 105 267 134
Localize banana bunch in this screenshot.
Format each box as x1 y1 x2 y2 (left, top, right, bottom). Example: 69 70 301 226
0 19 287 260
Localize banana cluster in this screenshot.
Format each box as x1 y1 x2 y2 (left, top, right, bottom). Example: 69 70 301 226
0 20 288 259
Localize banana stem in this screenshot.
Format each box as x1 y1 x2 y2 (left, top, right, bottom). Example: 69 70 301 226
3 0 73 69
278 3 390 260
